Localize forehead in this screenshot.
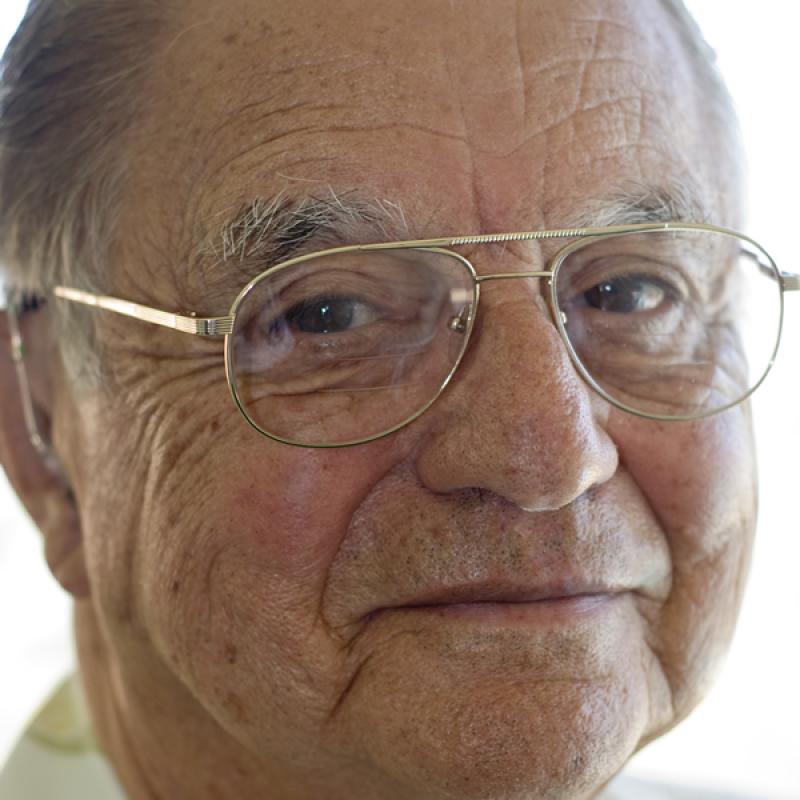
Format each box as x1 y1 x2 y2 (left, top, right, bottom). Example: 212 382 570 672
124 0 734 284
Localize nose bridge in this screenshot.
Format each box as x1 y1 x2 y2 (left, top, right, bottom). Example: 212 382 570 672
458 238 558 321
455 241 577 396
471 269 560 332
466 293 581 413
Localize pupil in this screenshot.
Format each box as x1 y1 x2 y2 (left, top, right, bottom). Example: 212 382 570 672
293 298 354 333
598 282 618 303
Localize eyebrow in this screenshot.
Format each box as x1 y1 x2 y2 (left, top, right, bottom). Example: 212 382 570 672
201 180 712 272
201 191 412 269
564 181 713 228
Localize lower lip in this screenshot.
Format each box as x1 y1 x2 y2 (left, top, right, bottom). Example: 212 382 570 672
400 593 622 624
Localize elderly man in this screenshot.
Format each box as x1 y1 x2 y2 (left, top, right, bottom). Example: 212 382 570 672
0 0 796 798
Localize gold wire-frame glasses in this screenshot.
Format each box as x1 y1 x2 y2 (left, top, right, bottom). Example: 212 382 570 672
43 221 798 449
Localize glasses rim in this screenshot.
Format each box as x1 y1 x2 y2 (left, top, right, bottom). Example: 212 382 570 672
225 247 482 448
49 221 797 448
547 229 786 424
225 224 786 446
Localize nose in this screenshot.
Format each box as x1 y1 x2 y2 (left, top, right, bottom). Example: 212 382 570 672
414 289 618 512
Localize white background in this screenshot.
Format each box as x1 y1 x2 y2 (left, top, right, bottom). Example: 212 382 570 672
1 2 798 797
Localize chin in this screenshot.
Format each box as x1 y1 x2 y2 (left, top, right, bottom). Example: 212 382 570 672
336 658 653 800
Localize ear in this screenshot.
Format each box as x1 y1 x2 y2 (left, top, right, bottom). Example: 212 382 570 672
0 304 89 598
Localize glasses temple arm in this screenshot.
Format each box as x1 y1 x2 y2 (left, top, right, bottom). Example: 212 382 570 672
782 272 800 291
54 287 233 336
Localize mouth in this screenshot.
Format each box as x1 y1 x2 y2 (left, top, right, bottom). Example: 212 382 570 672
373 584 631 625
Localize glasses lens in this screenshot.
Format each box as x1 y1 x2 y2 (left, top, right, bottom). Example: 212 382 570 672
554 228 783 419
228 248 475 445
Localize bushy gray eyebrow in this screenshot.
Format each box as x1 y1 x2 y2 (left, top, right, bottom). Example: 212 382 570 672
201 191 411 268
566 180 713 228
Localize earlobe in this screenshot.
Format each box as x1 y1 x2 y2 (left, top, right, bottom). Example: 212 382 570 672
0 303 90 599
41 484 90 599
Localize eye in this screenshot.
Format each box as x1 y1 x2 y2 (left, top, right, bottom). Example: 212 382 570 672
583 275 668 313
279 295 378 334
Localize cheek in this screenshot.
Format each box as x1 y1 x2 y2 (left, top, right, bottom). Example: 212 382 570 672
129 423 412 749
222 443 402 590
612 407 757 557
144 430 401 639
610 407 757 717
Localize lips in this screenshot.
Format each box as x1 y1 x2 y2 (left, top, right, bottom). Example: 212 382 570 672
380 580 630 611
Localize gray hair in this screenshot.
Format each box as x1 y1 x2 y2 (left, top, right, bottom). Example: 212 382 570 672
0 0 162 379
0 0 737 383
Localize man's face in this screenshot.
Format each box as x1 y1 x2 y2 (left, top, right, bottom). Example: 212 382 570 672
62 1 756 798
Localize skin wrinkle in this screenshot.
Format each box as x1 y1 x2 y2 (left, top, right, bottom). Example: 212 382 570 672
235 55 387 83
110 352 224 427
567 107 677 166
437 25 480 229
326 646 376 723
223 102 355 140
574 21 600 116
474 102 589 163
576 95 647 121
200 52 440 152
652 574 719 710
514 4 528 128
192 121 471 222
623 95 645 153
97 349 230 662
592 142 693 165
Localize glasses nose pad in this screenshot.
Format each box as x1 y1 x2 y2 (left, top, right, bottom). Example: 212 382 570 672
448 304 471 334
447 285 474 335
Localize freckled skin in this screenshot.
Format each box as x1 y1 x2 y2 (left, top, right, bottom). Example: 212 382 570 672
52 1 755 799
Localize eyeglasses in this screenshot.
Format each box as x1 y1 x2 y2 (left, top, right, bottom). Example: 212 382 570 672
52 222 799 448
